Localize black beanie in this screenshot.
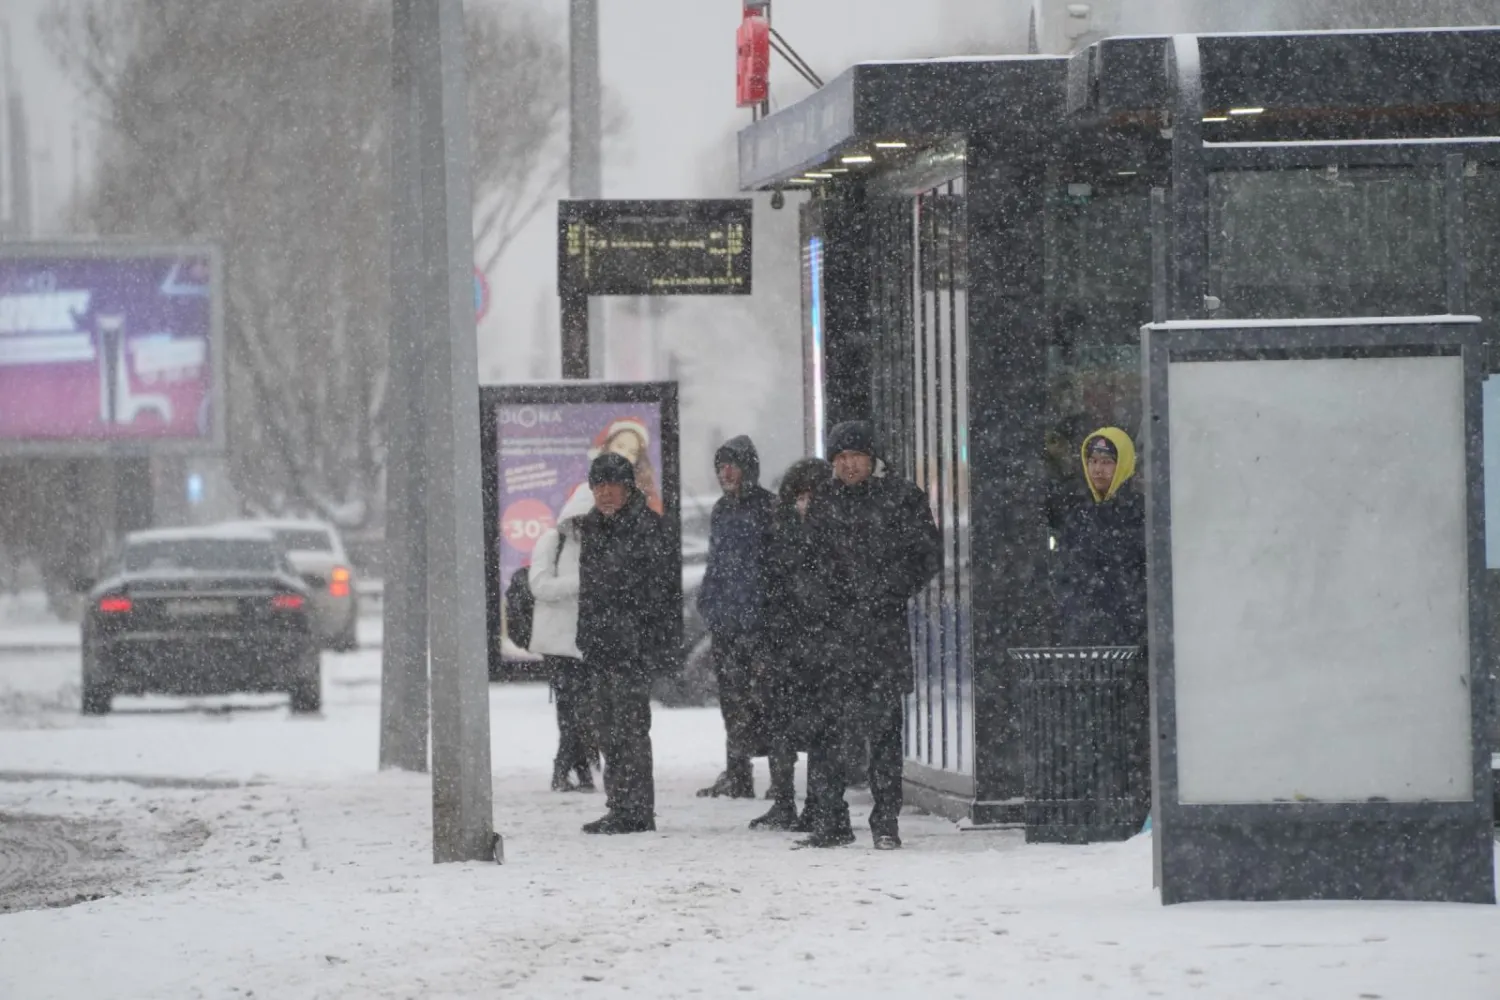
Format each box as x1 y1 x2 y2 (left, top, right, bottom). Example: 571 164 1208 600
1085 435 1118 461
778 457 832 504
826 420 875 459
589 452 636 488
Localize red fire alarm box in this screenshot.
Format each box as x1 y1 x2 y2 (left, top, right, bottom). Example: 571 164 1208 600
736 9 770 107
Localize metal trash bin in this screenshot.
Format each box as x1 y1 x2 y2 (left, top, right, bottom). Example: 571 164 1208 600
1010 646 1149 845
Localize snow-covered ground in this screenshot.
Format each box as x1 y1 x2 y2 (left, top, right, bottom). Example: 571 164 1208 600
0 613 1497 999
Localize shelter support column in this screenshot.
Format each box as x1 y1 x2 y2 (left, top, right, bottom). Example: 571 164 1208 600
818 184 872 433
964 138 1051 822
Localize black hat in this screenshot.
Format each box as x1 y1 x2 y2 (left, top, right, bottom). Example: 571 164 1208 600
589 452 636 488
1085 435 1118 461
826 420 876 459
778 457 832 504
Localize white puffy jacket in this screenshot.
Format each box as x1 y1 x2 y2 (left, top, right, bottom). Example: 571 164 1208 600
527 489 593 660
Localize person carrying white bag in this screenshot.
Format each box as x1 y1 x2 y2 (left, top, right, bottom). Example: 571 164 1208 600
529 488 601 793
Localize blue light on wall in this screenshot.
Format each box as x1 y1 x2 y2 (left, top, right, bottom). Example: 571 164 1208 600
1485 377 1499 568
809 236 825 458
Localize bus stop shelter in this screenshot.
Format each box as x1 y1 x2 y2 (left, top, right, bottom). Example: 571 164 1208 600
737 27 1500 824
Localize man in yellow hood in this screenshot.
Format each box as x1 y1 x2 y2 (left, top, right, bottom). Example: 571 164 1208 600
1054 427 1147 646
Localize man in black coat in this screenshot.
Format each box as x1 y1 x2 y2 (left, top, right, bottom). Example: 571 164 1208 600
755 456 835 831
576 453 677 834
1054 427 1146 646
799 421 941 850
695 436 776 800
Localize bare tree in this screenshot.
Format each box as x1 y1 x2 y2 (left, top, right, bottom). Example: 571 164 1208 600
41 0 595 525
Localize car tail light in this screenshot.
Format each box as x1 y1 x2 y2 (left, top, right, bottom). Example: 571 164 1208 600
330 566 351 598
98 596 133 614
271 593 305 611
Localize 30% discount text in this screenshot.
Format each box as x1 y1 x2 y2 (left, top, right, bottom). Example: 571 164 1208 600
500 499 556 555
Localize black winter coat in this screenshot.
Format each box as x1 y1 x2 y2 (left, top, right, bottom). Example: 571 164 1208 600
697 481 775 639
1054 487 1146 647
576 490 677 676
810 472 941 692
763 504 842 672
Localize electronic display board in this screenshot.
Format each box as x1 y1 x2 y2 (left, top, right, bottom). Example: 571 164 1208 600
558 199 752 296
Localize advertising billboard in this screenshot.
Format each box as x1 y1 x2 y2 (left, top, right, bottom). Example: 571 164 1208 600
479 382 681 674
0 244 224 453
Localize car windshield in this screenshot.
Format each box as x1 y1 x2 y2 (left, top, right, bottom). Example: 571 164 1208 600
274 529 334 552
123 538 282 573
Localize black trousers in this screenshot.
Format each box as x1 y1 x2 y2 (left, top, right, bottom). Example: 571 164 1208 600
547 656 597 773
805 671 905 839
757 665 802 806
594 669 655 822
711 632 760 784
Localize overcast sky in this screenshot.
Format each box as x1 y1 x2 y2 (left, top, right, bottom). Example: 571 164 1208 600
5 0 1027 335
7 1 1492 493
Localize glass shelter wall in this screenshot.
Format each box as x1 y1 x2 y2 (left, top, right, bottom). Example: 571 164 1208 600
869 175 974 777
1042 167 1154 570
1207 166 1448 320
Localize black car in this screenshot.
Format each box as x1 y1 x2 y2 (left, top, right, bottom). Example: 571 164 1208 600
78 527 320 715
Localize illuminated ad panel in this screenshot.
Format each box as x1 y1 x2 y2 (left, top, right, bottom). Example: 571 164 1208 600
0 245 223 453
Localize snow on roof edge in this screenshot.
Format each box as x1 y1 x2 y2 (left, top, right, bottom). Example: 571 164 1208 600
1147 315 1481 331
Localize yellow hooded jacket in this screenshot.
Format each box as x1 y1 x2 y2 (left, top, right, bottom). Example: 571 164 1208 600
1081 427 1137 503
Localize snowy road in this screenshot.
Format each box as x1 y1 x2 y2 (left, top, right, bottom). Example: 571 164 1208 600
0 635 1498 999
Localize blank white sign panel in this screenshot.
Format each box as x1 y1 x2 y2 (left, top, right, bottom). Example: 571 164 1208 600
1169 355 1473 804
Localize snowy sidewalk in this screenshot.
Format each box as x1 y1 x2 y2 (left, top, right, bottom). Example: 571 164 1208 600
0 653 1497 998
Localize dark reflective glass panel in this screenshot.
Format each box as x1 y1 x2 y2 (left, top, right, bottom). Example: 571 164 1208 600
1042 171 1152 585
1208 166 1446 320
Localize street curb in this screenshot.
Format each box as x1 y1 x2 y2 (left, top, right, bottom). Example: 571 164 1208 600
0 770 266 789
0 640 383 655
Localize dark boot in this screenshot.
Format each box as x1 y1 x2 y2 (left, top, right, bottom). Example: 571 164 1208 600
696 767 755 799
551 760 575 792
748 801 799 831
793 829 856 849
723 758 755 799
695 770 728 797
574 763 596 793
791 807 818 834
582 813 655 835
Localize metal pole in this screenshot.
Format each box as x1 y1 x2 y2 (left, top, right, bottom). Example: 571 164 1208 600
381 0 431 776
1 21 32 240
1167 34 1206 322
1 23 31 238
560 285 590 379
568 0 602 377
568 0 601 200
396 0 495 864
0 20 10 234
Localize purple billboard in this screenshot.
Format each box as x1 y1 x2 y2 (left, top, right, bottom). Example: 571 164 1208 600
0 246 221 451
495 401 665 599
479 381 682 672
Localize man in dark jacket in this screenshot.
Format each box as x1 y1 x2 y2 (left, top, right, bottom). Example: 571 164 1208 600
1054 427 1146 646
577 453 677 834
799 421 940 850
755 457 835 831
695 436 777 800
